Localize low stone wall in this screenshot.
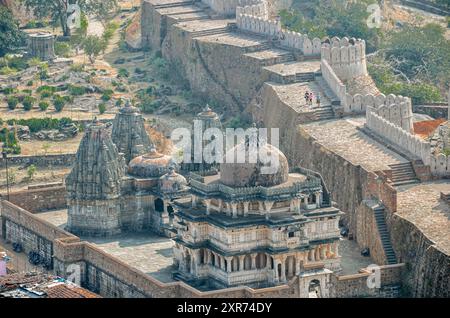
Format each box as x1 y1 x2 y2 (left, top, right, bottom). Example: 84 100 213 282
0 198 403 298
413 103 448 119
331 264 403 298
0 200 75 267
366 110 431 165
0 153 75 168
6 185 67 213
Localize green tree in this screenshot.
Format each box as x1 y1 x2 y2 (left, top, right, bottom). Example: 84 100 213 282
7 96 19 110
27 164 37 181
381 23 450 89
22 0 117 37
0 6 25 56
82 35 106 64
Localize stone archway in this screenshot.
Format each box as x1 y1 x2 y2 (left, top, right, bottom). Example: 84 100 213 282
308 279 322 298
154 198 164 212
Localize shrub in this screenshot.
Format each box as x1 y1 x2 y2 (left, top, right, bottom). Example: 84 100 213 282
68 84 87 96
7 96 19 110
40 90 53 98
6 117 72 133
26 80 34 87
115 98 123 107
101 93 112 101
37 85 57 93
98 103 107 114
38 101 49 111
22 96 36 111
117 68 130 78
2 87 17 95
53 95 66 112
27 164 37 180
0 127 21 154
55 42 71 58
70 63 85 72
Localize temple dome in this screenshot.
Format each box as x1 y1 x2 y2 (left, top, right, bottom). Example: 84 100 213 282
159 167 188 193
220 142 289 188
128 147 174 178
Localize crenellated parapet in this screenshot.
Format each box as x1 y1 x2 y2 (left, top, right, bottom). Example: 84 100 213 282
321 36 368 81
365 110 431 166
236 6 321 56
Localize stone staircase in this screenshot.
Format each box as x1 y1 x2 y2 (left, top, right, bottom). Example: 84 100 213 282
315 75 341 106
388 162 420 186
314 105 334 120
191 27 230 38
153 0 194 9
295 72 316 83
373 205 397 265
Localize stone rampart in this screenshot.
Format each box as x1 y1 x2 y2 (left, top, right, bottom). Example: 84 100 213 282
321 37 367 81
365 110 431 165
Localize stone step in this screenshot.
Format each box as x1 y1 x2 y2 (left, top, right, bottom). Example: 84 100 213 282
192 27 229 38
373 205 397 264
154 1 194 9
391 179 420 186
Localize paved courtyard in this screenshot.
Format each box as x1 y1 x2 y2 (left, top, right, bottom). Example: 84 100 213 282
35 210 175 283
302 116 408 171
35 209 375 281
338 237 375 275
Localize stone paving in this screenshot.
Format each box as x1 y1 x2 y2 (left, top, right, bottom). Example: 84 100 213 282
397 180 450 254
302 116 408 171
338 237 375 275
264 60 321 77
268 82 332 113
35 210 176 282
34 208 376 281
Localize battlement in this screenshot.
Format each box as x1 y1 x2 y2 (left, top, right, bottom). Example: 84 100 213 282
321 36 368 81
365 109 431 166
236 10 321 57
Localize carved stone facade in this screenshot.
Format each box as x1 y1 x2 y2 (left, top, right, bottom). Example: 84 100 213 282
65 120 126 236
172 143 342 289
111 101 154 163
66 112 186 237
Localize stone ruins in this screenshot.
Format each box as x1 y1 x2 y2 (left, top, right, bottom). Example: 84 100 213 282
0 0 448 299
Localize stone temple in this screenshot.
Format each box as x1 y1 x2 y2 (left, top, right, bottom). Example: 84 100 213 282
64 103 342 291
66 105 188 237
172 141 342 289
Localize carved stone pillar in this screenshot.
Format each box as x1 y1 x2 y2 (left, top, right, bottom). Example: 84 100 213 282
264 201 274 220
204 199 211 215
225 257 232 273
243 201 249 217
280 257 286 282
231 202 238 219
273 259 279 282
295 254 301 275
239 255 245 272
225 203 231 217
251 254 257 270
287 256 294 277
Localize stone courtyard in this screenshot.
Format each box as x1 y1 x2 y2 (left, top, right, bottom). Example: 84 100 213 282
35 209 176 283
35 208 374 285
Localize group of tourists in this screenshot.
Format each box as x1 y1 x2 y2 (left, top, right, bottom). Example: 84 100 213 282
304 91 320 107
